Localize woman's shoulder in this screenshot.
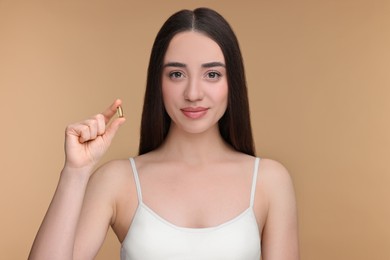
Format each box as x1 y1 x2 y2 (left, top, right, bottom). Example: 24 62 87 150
225 153 293 188
259 158 290 177
93 158 132 176
258 158 293 188
87 158 134 191
256 158 296 206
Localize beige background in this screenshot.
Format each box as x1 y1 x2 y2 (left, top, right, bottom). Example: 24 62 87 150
1 0 389 259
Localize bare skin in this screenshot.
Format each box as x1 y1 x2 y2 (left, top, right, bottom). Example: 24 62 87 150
29 32 299 260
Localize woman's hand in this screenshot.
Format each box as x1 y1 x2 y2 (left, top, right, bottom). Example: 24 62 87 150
63 99 126 172
28 99 125 260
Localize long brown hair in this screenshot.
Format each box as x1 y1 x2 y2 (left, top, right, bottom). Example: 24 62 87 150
139 8 255 156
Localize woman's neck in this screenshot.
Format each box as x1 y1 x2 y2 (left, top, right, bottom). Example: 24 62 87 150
156 124 233 164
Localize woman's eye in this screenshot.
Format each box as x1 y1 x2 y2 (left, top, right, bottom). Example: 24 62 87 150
169 71 184 79
206 71 221 79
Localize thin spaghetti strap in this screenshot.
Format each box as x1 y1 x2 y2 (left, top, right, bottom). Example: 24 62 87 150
249 157 260 208
129 158 143 203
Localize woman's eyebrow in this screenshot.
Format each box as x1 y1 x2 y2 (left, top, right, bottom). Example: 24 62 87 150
201 62 225 68
163 62 186 68
163 61 226 68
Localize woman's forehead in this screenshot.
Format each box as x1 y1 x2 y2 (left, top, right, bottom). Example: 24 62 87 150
164 31 225 65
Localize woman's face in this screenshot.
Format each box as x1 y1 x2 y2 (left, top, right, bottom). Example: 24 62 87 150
162 31 228 135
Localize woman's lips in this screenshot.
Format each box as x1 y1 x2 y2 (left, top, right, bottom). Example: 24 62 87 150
181 107 209 119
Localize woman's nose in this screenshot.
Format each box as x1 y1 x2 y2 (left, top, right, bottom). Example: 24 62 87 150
184 78 204 101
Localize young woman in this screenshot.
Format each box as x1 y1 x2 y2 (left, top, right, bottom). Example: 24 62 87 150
29 8 299 260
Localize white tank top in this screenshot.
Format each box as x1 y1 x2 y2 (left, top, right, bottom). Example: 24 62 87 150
121 157 261 260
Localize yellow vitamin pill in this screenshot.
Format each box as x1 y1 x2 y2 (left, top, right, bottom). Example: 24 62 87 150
117 105 124 118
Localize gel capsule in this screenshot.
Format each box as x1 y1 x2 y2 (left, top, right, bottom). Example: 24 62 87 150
117 105 124 118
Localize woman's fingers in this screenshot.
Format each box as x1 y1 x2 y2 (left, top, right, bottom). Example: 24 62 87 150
63 100 126 169
99 99 126 144
95 114 106 136
98 99 126 143
78 124 91 143
66 100 125 144
71 117 100 143
84 119 98 140
102 99 122 124
103 115 126 144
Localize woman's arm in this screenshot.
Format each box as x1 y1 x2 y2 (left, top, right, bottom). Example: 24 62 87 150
28 99 125 260
260 160 300 260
